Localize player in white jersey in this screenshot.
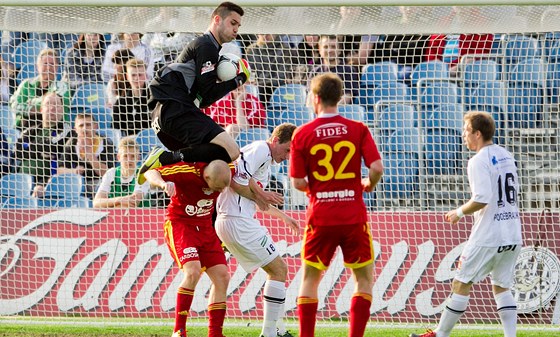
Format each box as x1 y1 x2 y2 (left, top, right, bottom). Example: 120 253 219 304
215 123 300 337
411 111 522 337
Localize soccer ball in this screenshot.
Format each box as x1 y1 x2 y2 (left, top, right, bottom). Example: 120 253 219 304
216 53 240 81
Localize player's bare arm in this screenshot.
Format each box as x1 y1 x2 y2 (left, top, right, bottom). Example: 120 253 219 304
290 177 308 193
93 190 142 208
144 170 176 197
230 178 282 211
363 159 383 192
230 179 265 210
262 206 300 236
249 178 283 205
445 200 487 224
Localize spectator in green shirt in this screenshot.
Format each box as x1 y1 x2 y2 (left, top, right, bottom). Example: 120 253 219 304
93 136 150 208
10 48 71 130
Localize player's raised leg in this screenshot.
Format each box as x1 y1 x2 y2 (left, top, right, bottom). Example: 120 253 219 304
137 128 239 185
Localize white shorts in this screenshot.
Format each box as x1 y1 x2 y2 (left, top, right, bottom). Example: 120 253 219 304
455 243 521 288
215 217 279 273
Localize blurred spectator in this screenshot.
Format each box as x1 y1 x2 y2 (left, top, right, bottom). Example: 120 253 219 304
58 113 116 199
427 33 494 62
103 32 155 82
245 34 295 106
294 35 321 67
425 7 493 76
0 54 15 103
236 33 258 55
221 41 243 58
0 126 15 178
112 58 150 136
143 8 196 66
309 35 360 104
383 35 430 69
425 34 493 76
10 48 71 130
106 48 135 108
279 34 304 49
63 33 105 89
343 8 429 72
13 93 73 197
398 6 434 26
0 31 31 59
368 34 430 81
345 35 379 67
334 6 380 67
37 33 79 54
202 85 266 139
93 136 150 208
287 35 321 85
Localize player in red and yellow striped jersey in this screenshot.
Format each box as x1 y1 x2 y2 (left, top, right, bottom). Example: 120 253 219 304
289 73 383 337
144 160 234 337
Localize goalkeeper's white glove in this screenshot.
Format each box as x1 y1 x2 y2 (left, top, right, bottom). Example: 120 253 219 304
235 58 251 86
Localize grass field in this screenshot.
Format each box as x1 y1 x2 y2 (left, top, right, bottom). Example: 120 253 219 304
1 321 559 337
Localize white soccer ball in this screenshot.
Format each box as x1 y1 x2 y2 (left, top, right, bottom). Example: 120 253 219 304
216 53 240 81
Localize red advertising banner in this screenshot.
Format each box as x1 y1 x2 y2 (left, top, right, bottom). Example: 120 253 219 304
1 209 558 324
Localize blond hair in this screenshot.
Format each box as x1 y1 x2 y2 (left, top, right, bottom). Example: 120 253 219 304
118 136 140 153
37 48 58 63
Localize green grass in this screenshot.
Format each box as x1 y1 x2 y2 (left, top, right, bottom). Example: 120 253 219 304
1 321 559 337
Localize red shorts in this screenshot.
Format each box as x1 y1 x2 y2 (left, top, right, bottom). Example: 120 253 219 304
164 218 226 270
302 223 374 270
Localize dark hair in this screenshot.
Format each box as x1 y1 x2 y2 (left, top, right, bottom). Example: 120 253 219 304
310 73 343 107
212 2 244 18
111 49 134 96
111 48 135 65
74 33 105 58
464 111 495 141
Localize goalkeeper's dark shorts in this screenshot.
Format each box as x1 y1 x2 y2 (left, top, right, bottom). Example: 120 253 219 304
151 100 225 151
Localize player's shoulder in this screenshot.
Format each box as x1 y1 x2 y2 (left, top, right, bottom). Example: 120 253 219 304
192 33 219 50
103 166 118 178
241 140 270 160
158 162 199 175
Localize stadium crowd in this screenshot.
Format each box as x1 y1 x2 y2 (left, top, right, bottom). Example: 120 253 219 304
0 7 557 208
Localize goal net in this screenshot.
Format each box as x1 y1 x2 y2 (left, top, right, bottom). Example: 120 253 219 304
1 1 560 332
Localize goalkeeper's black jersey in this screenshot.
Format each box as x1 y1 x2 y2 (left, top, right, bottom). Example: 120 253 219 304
148 32 238 109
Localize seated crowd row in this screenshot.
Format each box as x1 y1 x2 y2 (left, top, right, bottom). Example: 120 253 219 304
3 31 556 134
0 30 557 209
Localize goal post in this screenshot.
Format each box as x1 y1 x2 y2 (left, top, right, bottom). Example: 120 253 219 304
0 0 559 332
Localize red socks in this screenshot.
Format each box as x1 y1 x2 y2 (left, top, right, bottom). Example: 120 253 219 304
297 297 319 337
208 302 226 337
174 287 194 334
349 293 372 337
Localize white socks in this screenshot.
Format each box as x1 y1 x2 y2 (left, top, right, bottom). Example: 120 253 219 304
435 293 470 337
495 291 517 337
261 280 286 337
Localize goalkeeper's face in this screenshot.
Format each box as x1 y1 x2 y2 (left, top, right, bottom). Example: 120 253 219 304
216 12 242 44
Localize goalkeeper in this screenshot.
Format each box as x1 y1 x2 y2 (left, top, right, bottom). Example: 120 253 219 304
137 1 251 184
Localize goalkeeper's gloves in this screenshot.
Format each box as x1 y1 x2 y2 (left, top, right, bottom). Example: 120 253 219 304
235 59 251 86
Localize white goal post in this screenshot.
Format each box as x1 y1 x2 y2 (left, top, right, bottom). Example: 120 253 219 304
0 0 559 332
